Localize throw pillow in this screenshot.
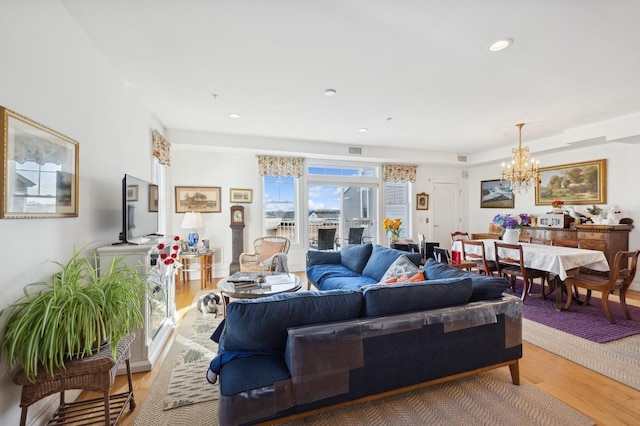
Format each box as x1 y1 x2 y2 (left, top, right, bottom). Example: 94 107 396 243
382 271 425 284
380 254 421 282
259 240 285 262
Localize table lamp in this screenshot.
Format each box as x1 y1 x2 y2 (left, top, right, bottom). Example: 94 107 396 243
181 211 205 248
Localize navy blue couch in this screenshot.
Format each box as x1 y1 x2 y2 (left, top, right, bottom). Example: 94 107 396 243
209 245 521 425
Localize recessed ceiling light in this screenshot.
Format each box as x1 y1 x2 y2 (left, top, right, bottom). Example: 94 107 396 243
357 128 368 133
488 38 513 52
324 89 337 96
228 113 240 119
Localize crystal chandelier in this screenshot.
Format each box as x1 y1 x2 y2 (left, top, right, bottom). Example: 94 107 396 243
500 123 540 194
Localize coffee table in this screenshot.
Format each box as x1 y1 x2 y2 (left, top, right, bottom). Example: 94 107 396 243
217 273 302 315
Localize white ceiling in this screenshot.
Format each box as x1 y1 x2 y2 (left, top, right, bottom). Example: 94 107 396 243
60 0 640 156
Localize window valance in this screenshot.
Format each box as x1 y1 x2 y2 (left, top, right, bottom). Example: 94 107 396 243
258 155 303 178
383 164 416 182
152 129 171 166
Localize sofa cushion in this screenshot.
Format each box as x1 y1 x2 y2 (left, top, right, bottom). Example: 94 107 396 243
361 278 473 317
422 258 509 301
361 245 422 282
307 264 361 289
222 290 362 352
218 354 290 396
320 275 379 291
380 254 421 282
307 250 341 267
259 240 286 262
340 243 373 274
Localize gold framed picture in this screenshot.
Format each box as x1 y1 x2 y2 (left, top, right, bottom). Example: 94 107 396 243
1 107 79 218
416 192 429 210
535 159 606 205
175 186 221 213
230 188 253 204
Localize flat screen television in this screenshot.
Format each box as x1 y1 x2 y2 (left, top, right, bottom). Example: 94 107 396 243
120 174 159 244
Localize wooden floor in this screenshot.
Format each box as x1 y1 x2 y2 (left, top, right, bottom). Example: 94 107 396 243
89 274 640 426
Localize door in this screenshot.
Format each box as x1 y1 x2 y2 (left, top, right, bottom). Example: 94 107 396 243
432 183 461 249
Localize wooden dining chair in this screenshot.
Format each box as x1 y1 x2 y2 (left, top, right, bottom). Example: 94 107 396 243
460 240 497 276
563 250 639 324
550 238 582 299
450 232 470 244
494 242 549 303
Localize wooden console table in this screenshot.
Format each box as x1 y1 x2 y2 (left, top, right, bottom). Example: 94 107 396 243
13 333 136 426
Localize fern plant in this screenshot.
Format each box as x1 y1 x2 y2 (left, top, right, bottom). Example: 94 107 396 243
1 248 148 381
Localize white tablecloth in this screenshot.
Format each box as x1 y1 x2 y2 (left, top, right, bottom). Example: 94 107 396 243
452 239 610 280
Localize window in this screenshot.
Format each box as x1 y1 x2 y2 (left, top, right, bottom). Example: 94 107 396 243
384 180 411 238
263 175 298 243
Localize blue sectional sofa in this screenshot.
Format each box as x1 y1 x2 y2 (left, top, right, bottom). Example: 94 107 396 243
208 244 521 425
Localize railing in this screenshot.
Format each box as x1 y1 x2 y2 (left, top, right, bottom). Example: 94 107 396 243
264 218 376 248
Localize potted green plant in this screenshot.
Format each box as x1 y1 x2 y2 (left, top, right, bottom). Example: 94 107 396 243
1 247 149 381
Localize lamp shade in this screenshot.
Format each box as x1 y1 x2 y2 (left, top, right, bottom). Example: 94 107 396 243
181 211 205 230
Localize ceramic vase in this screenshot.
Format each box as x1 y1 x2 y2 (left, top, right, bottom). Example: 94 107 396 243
502 228 520 244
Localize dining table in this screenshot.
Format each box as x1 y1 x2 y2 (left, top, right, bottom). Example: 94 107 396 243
452 239 610 310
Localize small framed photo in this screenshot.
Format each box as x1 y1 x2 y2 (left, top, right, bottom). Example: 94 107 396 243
1 107 79 218
230 188 253 204
127 185 139 201
148 184 158 212
175 186 221 213
416 192 429 210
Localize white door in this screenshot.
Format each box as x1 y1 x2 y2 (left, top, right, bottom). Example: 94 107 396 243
432 183 461 250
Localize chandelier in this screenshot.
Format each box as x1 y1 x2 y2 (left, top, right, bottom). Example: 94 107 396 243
500 123 540 194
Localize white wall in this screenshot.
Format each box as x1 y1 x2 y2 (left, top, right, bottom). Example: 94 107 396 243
0 2 164 424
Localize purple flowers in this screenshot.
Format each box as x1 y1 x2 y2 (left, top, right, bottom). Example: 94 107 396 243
493 213 530 229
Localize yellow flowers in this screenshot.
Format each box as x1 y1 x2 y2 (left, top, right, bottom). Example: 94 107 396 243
383 217 402 238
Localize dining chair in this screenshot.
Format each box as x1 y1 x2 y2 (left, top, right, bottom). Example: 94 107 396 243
563 250 639 324
550 238 583 299
494 242 549 303
518 236 532 243
460 240 497 276
450 232 470 244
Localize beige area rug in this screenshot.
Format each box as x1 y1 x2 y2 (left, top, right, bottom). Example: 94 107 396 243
523 318 640 391
135 307 593 426
134 293 223 425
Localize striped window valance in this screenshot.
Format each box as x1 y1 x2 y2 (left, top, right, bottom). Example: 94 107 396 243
258 155 304 178
152 129 171 166
383 164 417 182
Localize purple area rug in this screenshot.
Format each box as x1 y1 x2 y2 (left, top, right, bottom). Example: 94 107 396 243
505 281 640 343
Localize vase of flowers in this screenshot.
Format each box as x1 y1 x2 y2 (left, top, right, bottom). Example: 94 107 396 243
492 213 531 244
383 217 402 240
551 200 564 214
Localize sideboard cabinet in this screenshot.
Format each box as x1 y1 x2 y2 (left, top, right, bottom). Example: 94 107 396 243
519 224 632 266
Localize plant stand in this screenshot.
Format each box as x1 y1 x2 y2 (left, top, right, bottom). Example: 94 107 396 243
13 333 136 426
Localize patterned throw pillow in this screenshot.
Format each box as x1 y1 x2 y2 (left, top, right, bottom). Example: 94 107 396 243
380 255 422 283
383 271 425 284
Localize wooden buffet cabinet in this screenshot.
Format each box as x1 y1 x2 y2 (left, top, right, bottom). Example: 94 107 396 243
520 224 633 266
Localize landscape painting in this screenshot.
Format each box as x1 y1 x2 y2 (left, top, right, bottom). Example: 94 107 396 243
480 180 514 208
535 159 606 205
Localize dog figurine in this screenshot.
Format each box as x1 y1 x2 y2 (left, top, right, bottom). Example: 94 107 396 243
197 293 221 316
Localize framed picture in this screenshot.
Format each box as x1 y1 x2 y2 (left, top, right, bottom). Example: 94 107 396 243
535 159 606 205
416 192 429 210
1 107 79 218
127 185 138 201
480 179 514 208
175 186 221 213
149 184 158 212
230 188 253 204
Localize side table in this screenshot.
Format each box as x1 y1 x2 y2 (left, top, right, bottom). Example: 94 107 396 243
176 251 215 289
13 333 136 426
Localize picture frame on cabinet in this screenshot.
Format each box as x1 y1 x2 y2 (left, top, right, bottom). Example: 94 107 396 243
535 159 606 205
0 106 79 218
175 186 221 213
148 184 158 212
230 188 253 204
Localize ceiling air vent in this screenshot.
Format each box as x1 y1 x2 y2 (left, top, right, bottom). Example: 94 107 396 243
457 155 468 162
349 146 362 155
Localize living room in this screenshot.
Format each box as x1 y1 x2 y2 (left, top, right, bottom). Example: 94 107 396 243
1 1 640 425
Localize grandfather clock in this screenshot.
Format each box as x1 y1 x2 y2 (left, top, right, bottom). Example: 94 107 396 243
229 205 245 274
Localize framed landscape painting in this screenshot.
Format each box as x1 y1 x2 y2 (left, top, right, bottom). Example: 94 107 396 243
480 180 514 208
175 186 221 213
535 159 606 206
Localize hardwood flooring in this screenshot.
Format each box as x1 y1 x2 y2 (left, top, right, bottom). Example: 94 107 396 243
87 275 640 426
